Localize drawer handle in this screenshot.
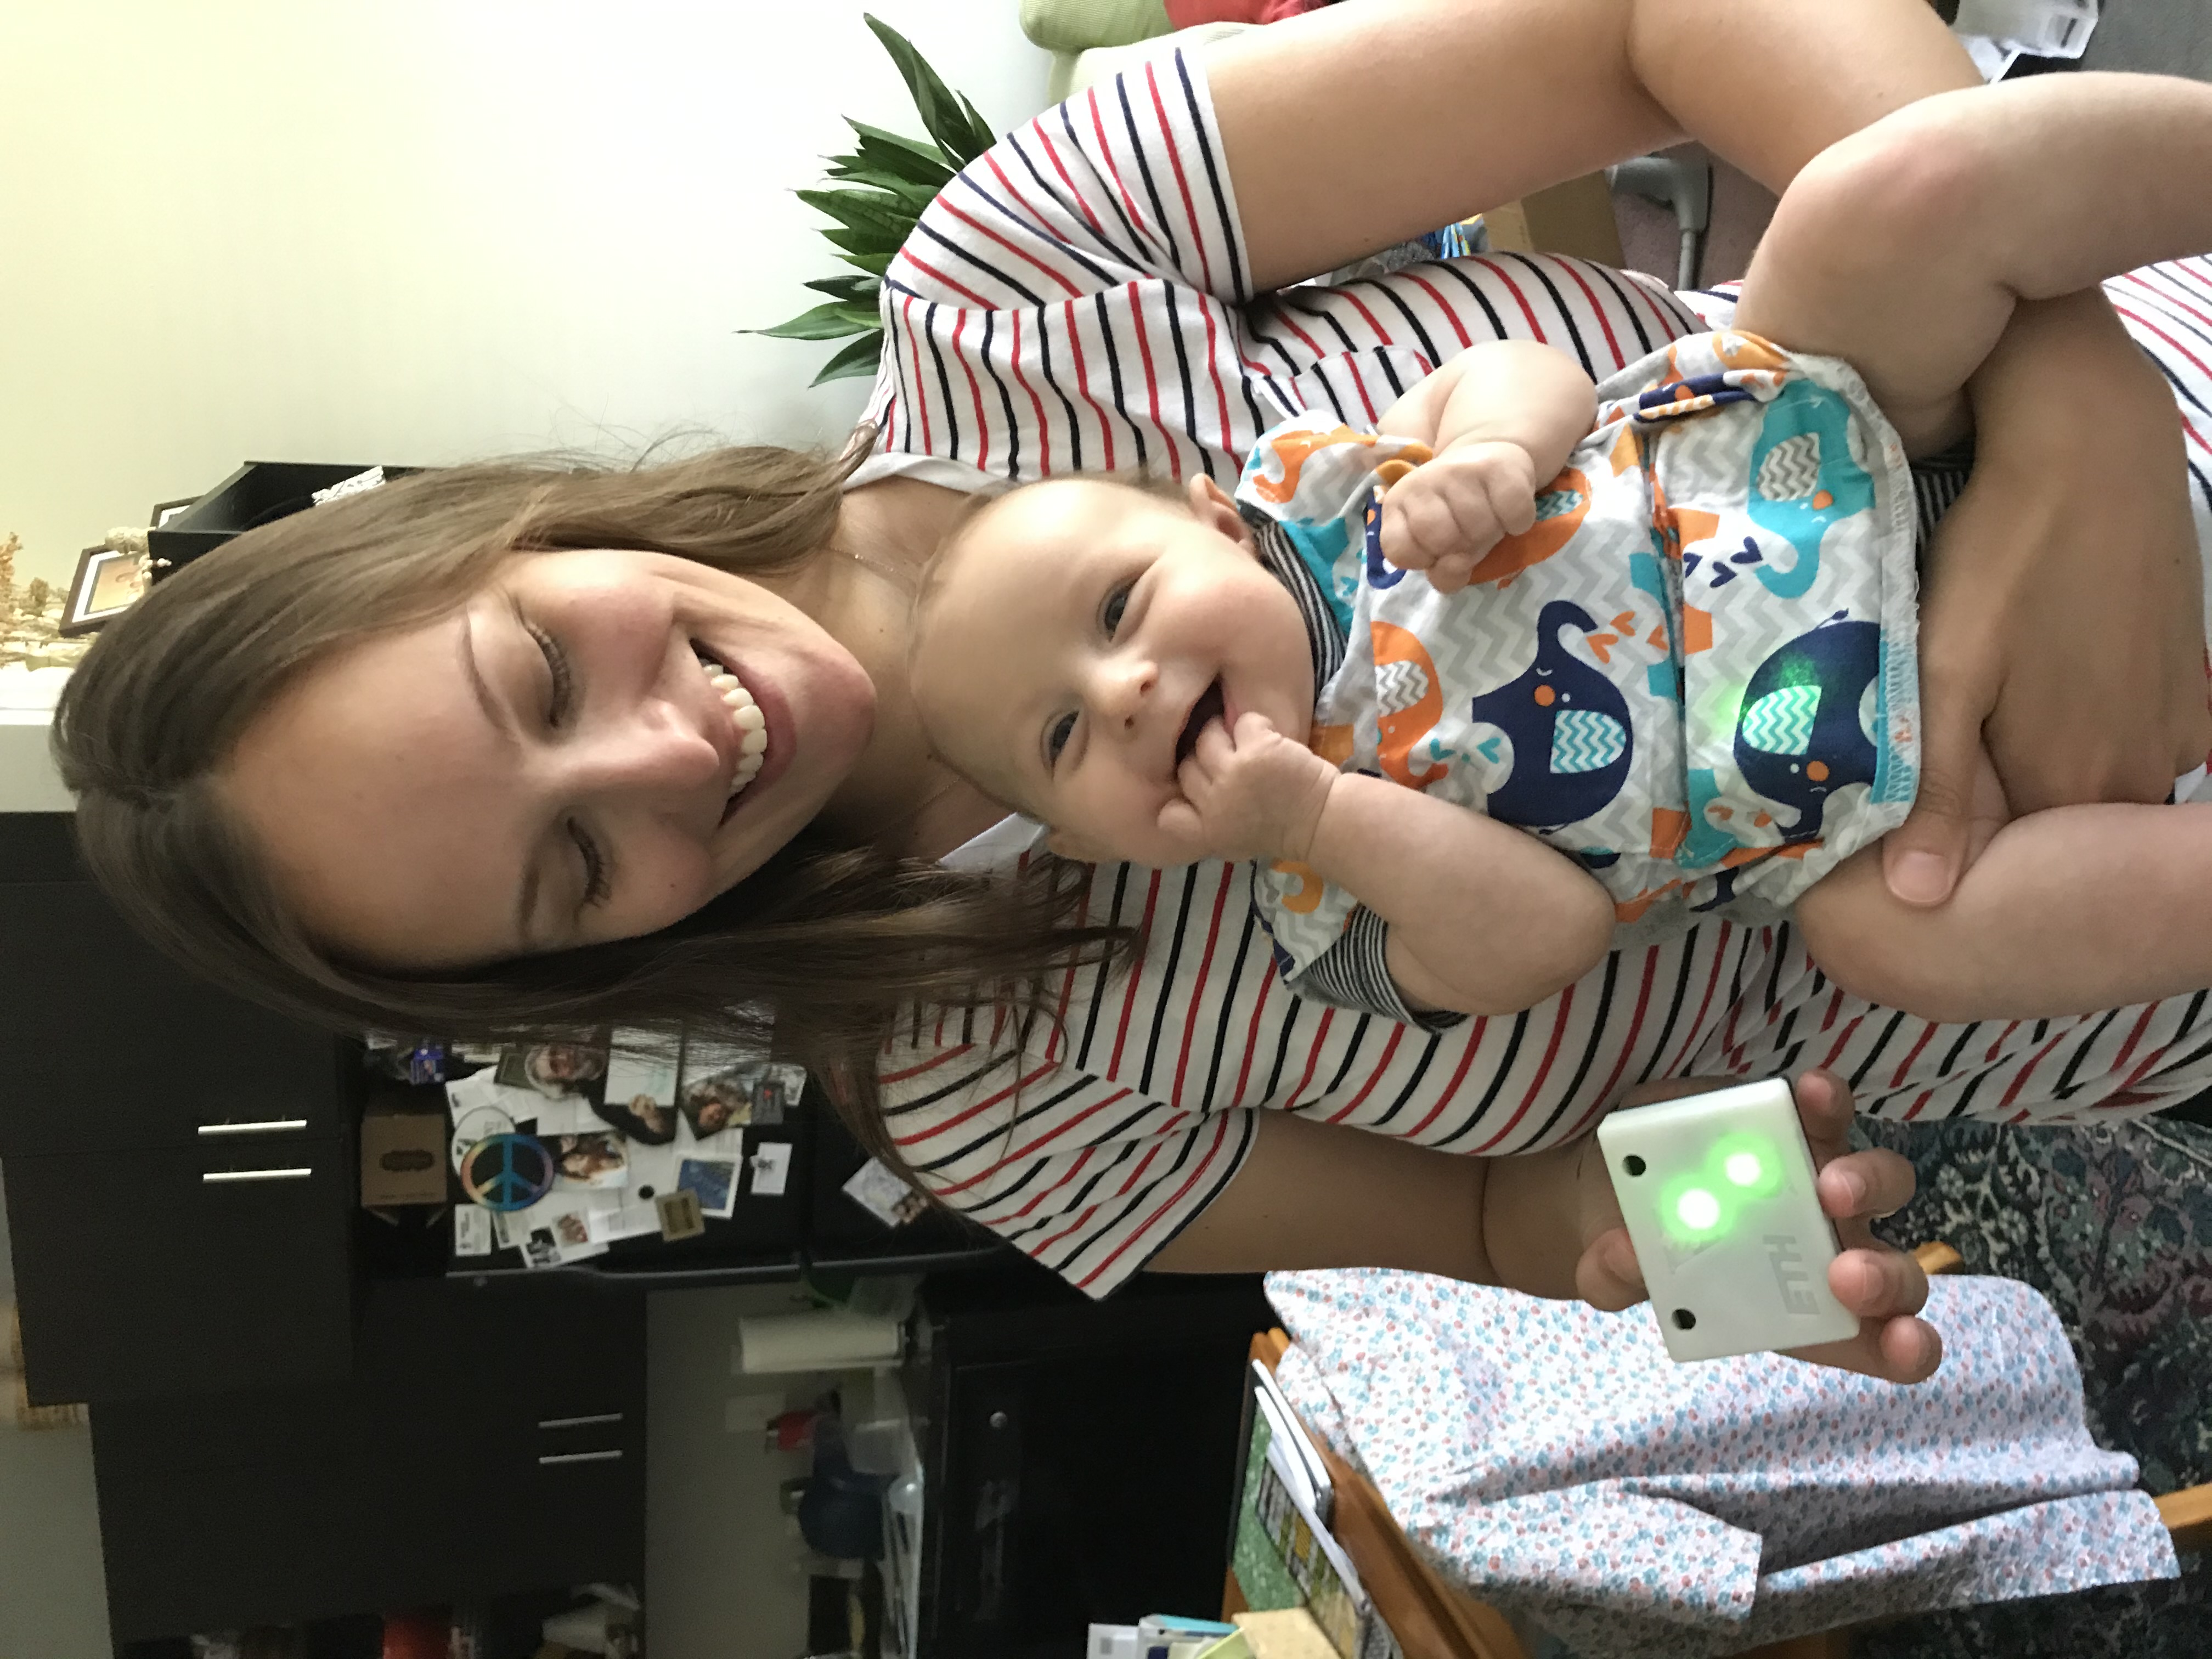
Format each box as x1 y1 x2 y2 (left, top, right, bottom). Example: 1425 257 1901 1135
202 1167 313 1184
539 1412 625 1430
198 1119 309 1137
539 1449 623 1466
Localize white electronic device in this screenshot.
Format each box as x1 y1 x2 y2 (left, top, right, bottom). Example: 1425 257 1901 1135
1595 1077 1860 1362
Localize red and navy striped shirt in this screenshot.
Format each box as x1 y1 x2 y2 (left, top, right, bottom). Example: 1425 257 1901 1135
861 52 2212 1297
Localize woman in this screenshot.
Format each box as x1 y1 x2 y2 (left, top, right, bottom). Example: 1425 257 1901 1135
55 0 2212 1384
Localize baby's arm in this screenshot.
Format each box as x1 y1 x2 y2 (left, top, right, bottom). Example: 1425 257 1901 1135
1166 713 1615 1015
1375 341 1599 592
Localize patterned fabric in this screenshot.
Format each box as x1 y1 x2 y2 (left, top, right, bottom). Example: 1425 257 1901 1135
1237 334 1922 1013
1264 1268 2177 1658
1843 1109 2212 1657
863 44 2212 1298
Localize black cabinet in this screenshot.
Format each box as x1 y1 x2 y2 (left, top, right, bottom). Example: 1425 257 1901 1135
1 811 358 1404
93 1276 645 1645
910 1272 1276 1659
4 1145 352 1403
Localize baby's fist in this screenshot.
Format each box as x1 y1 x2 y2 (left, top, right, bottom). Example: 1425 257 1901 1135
1380 441 1538 592
1159 712 1338 861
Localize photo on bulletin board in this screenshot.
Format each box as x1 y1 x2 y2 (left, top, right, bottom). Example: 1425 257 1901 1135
597 1038 680 1146
551 1131 629 1190
497 1031 612 1103
679 1062 755 1141
679 1053 805 1139
59 546 149 636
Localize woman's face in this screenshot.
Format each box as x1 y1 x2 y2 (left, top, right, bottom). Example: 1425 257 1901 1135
221 548 875 969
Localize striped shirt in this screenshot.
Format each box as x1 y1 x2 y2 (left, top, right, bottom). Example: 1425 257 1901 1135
859 52 2212 1298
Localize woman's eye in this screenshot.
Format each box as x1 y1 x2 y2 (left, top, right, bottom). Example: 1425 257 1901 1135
529 620 575 725
1102 582 1131 638
570 820 610 907
1046 712 1076 766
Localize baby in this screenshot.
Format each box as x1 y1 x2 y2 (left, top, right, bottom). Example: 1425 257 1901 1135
909 74 2212 1027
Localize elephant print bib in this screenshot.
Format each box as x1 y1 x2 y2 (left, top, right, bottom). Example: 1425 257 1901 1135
1235 329 1922 981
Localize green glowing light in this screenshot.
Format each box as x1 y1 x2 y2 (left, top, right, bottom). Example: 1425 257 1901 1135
1675 1187 1723 1232
1723 1152 1764 1187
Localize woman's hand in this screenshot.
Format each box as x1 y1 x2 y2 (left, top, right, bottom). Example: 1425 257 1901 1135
1571 1069 1944 1384
1880 291 2212 906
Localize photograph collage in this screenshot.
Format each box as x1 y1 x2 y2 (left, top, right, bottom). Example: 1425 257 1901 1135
440 1030 808 1270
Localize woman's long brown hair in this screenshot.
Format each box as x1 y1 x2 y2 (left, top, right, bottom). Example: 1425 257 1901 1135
53 438 1137 1177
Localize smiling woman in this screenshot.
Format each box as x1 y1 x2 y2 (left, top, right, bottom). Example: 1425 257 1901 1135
54 444 1125 1062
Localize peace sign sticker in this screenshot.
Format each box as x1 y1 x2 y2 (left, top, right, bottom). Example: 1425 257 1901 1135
459 1133 555 1212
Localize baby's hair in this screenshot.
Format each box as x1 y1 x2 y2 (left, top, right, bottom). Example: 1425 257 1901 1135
913 468 1193 637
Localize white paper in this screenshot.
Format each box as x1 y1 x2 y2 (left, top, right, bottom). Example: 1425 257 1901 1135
529 1094 602 1136
749 1141 793 1198
843 1157 926 1228
585 1203 663 1244
606 1040 680 1107
454 1204 494 1257
624 1138 682 1203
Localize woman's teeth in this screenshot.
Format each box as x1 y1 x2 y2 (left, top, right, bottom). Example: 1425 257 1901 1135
697 654 767 797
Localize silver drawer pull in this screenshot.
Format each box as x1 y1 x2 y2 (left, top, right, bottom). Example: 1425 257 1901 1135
539 1449 623 1466
202 1167 313 1184
539 1412 624 1430
198 1119 309 1137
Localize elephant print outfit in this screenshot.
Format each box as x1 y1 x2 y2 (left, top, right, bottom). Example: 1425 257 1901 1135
1240 330 1925 1007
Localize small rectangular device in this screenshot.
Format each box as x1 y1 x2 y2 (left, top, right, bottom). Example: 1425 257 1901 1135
1595 1078 1859 1362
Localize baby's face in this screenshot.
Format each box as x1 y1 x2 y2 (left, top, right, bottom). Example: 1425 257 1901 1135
912 477 1313 866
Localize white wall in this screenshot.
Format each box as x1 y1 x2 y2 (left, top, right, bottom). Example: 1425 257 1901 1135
0 0 1054 590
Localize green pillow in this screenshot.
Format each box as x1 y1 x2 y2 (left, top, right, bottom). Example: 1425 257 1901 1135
1019 0 1172 54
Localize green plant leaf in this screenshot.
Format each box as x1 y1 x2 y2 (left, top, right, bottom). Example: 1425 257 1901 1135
955 93 998 159
796 186 916 246
811 331 887 386
818 165 940 216
747 301 881 341
837 247 895 277
821 223 906 261
845 120 957 185
805 273 882 305
865 14 989 167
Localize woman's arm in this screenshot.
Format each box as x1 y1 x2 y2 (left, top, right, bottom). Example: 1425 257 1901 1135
1205 0 1978 290
1149 1070 1942 1383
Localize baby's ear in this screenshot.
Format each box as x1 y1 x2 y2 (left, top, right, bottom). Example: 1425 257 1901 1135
1043 825 1111 864
1184 475 1253 549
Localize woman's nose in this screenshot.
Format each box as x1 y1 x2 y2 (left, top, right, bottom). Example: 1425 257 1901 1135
562 698 727 803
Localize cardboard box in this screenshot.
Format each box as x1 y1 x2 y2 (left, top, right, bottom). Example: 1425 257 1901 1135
360 1113 449 1207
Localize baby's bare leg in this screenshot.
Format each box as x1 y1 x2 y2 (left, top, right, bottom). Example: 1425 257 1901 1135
1798 802 2212 1023
1731 73 2212 457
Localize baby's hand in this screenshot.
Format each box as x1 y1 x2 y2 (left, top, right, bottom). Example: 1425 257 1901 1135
1380 440 1538 594
1158 712 1339 862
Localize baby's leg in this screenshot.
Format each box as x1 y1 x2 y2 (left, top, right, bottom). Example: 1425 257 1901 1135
1798 800 2212 1023
1730 73 2212 456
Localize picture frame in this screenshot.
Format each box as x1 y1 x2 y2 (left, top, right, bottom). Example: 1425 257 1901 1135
59 545 150 637
148 495 200 530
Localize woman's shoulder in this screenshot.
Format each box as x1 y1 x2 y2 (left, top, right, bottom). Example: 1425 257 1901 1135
887 48 1251 315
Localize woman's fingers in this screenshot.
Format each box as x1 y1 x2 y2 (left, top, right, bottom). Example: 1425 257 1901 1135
1877 637 1995 906
1785 1244 1943 1383
1572 1225 1644 1312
